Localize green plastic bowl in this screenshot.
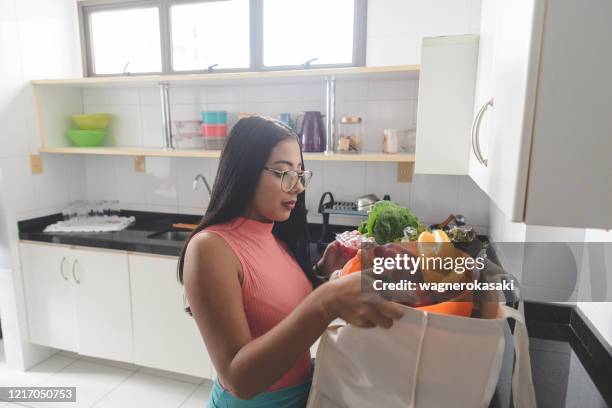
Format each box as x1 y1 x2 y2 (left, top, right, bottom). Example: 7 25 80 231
71 114 112 130
67 129 107 147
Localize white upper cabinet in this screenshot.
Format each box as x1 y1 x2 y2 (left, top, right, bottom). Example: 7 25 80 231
415 35 479 174
468 0 612 228
469 0 544 222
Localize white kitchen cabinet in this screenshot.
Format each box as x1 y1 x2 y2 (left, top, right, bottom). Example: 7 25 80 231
468 0 612 228
415 35 479 174
129 253 212 379
21 242 78 352
20 242 133 362
71 247 133 362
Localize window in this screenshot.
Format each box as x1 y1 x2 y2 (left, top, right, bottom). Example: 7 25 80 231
170 0 250 71
79 0 366 76
263 0 356 67
88 6 162 75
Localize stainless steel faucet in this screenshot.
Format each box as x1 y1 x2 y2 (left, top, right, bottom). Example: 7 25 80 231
193 174 212 196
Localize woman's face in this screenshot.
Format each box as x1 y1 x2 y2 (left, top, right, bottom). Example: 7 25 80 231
250 138 305 222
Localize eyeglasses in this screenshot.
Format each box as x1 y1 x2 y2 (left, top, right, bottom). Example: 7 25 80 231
264 167 313 192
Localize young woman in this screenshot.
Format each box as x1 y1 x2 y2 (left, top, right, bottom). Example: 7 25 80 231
178 116 404 408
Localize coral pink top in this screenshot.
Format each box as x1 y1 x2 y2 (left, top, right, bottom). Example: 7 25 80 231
203 217 313 391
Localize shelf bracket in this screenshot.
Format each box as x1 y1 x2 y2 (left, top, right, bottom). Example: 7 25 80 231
134 156 145 172
30 154 43 174
397 162 414 183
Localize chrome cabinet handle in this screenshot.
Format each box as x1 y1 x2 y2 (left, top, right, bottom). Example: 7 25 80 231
71 259 80 284
59 256 69 281
471 98 494 167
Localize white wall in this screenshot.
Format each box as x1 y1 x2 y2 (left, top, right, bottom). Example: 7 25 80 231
366 0 481 65
0 0 84 370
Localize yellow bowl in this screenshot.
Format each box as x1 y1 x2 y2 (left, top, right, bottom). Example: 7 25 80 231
71 114 112 130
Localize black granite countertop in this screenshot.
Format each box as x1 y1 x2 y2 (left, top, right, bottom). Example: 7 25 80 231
17 210 357 257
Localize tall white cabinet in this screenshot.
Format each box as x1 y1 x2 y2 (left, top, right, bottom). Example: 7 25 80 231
468 0 612 228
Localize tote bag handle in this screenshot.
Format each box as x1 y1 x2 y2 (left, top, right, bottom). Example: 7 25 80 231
502 303 537 408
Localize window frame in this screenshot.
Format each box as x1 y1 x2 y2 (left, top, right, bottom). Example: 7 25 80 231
78 0 367 77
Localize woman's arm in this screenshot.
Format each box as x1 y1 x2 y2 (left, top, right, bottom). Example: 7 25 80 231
184 232 403 400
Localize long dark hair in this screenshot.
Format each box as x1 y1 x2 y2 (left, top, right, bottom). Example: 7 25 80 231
177 116 320 298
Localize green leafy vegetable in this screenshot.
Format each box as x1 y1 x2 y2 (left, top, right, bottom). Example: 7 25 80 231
364 201 420 244
358 220 368 234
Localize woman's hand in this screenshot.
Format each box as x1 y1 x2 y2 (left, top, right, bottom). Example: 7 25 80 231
319 272 405 329
316 240 355 278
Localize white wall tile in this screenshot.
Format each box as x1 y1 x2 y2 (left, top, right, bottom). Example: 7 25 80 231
114 156 147 206
456 176 490 227
321 162 366 203
140 104 163 147
0 156 37 214
145 157 178 207
32 154 71 210
409 174 460 224
365 163 410 206
138 87 161 105
336 81 368 101
304 161 323 216
367 80 418 101
171 86 206 105
176 158 212 209
206 86 243 103
0 100 28 158
83 88 140 106
85 155 118 201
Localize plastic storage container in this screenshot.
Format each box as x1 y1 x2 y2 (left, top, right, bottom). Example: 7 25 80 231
201 124 228 137
201 111 227 125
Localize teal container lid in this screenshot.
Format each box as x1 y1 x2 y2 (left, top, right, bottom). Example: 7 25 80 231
201 111 227 124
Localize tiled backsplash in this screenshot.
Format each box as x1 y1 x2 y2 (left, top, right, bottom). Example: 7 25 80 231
82 155 490 231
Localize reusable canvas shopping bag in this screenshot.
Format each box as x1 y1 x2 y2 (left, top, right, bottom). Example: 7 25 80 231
306 303 536 408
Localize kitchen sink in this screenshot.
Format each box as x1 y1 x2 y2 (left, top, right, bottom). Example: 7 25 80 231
147 230 192 241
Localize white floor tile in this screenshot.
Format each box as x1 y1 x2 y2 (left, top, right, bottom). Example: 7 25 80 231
137 367 203 386
27 360 134 408
78 356 139 372
93 371 198 408
179 382 212 408
0 353 77 388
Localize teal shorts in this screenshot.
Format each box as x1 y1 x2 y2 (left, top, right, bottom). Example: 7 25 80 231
206 361 314 408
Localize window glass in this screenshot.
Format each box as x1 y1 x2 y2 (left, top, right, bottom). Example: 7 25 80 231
90 7 162 74
171 0 250 71
263 0 355 67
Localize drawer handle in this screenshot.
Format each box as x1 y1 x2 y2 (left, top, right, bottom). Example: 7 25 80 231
71 259 80 284
59 257 69 281
471 98 494 167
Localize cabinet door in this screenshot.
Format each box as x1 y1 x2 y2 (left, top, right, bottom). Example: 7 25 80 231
470 0 545 221
129 254 212 379
71 247 133 362
484 0 544 221
468 0 500 192
20 242 78 351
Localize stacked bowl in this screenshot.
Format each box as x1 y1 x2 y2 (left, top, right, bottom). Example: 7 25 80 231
67 114 112 147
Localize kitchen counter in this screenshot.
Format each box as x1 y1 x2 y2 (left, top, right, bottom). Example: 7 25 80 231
18 211 203 256
17 210 357 257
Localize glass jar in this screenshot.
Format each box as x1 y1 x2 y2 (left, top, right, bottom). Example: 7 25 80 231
337 116 362 153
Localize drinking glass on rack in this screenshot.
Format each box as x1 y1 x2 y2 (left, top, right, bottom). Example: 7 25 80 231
74 201 88 222
93 200 105 218
109 200 120 217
